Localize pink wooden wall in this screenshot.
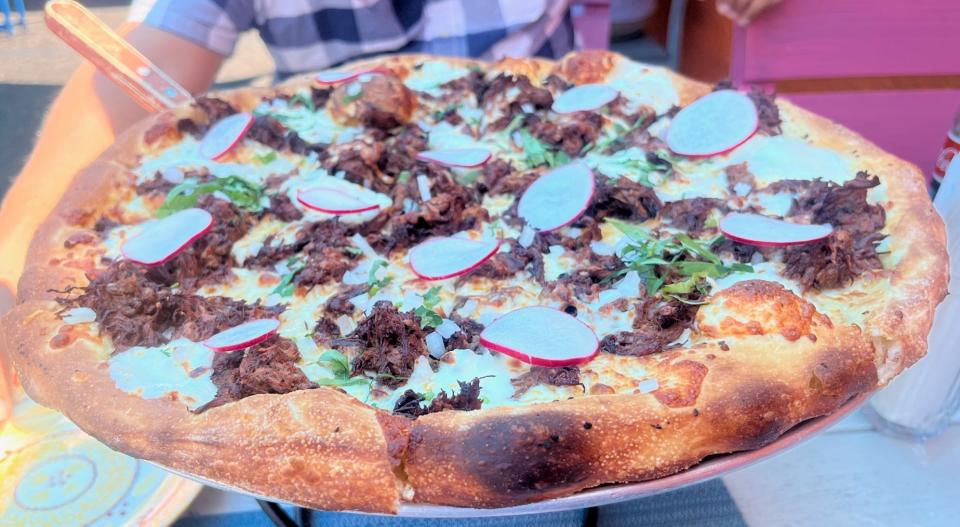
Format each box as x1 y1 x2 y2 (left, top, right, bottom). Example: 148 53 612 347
730 0 960 179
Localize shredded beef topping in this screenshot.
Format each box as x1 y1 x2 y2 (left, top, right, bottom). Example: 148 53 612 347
592 176 663 222
380 124 429 177
325 285 368 317
470 239 544 282
482 73 554 130
511 366 581 397
527 112 604 156
198 336 315 412
267 193 303 222
325 141 388 192
392 377 483 419
374 175 488 253
479 159 534 195
444 315 484 352
340 301 428 386
780 172 886 289
59 261 279 351
748 88 782 135
247 220 358 289
660 198 725 235
600 298 697 357
725 162 756 195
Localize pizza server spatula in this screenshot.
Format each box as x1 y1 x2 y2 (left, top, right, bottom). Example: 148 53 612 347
44 0 192 112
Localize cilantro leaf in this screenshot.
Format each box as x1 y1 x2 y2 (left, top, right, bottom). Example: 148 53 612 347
272 257 306 297
289 91 316 112
367 259 393 296
254 151 278 165
414 286 443 329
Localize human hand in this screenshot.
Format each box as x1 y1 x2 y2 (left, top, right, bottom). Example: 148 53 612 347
714 0 783 26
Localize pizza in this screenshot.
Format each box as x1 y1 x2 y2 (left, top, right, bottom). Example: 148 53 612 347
3 51 948 513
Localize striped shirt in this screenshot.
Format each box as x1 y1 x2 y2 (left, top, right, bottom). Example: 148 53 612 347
130 0 575 77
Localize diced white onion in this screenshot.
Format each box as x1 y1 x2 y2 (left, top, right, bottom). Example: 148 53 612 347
334 170 347 180
350 233 378 259
511 131 523 147
521 103 535 113
403 198 418 213
457 299 478 317
598 288 624 306
61 307 96 325
342 260 372 285
426 332 446 359
435 318 461 339
614 271 641 298
346 82 362 97
733 182 752 197
274 260 291 275
590 241 615 256
416 175 432 202
160 167 184 184
751 251 764 265
548 244 565 258
336 314 357 336
401 290 424 310
265 293 284 307
638 378 660 394
295 336 319 355
518 224 536 248
350 293 370 312
566 227 582 238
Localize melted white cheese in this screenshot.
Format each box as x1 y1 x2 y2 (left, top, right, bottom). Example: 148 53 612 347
728 136 855 186
109 338 217 411
404 61 470 95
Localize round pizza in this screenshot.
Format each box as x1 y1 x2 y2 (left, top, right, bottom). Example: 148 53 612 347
3 51 948 513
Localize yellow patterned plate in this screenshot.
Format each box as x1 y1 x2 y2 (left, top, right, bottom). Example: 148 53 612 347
0 391 202 526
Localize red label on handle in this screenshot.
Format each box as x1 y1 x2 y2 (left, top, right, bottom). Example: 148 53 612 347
933 130 960 184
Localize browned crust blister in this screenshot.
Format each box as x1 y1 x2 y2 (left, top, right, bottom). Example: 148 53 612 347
1 51 948 512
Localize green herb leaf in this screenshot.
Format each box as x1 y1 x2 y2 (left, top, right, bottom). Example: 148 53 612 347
367 259 392 296
414 286 444 329
272 257 306 297
157 176 264 217
254 151 278 165
289 91 316 112
317 349 352 379
397 170 413 184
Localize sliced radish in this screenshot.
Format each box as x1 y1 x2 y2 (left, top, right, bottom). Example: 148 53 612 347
199 112 254 160
203 319 281 352
315 68 379 85
408 236 501 280
552 84 619 114
122 208 213 266
480 306 599 367
719 212 834 247
297 187 381 215
416 148 491 168
666 90 758 157
517 163 595 232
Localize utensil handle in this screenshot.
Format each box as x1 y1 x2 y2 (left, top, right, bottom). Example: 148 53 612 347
44 0 192 112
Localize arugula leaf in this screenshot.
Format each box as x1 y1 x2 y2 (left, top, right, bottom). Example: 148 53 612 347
414 286 443 329
157 176 264 217
367 259 392 296
289 91 315 112
515 129 570 168
504 114 525 135
254 151 278 165
606 219 753 301
397 170 413 184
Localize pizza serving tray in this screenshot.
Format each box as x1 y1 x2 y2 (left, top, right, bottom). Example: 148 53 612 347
154 392 870 518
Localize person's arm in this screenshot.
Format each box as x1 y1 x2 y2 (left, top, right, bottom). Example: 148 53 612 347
0 23 224 302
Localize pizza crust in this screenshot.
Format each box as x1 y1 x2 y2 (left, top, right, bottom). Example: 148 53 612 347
2 51 947 512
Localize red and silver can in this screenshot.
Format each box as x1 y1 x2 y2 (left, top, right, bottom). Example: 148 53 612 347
931 110 960 196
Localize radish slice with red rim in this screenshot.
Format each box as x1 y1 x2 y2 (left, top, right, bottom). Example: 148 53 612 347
552 84 619 114
297 187 381 215
517 163 595 232
480 306 599 367
719 212 834 247
121 208 213 266
316 69 379 85
203 319 281 352
199 112 254 160
416 148 491 168
408 236 501 280
666 90 758 157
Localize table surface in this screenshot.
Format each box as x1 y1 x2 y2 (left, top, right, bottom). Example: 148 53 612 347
178 405 960 526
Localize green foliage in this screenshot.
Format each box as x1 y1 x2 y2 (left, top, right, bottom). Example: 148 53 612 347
606 218 752 302
272 256 306 297
414 286 443 329
157 176 264 217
